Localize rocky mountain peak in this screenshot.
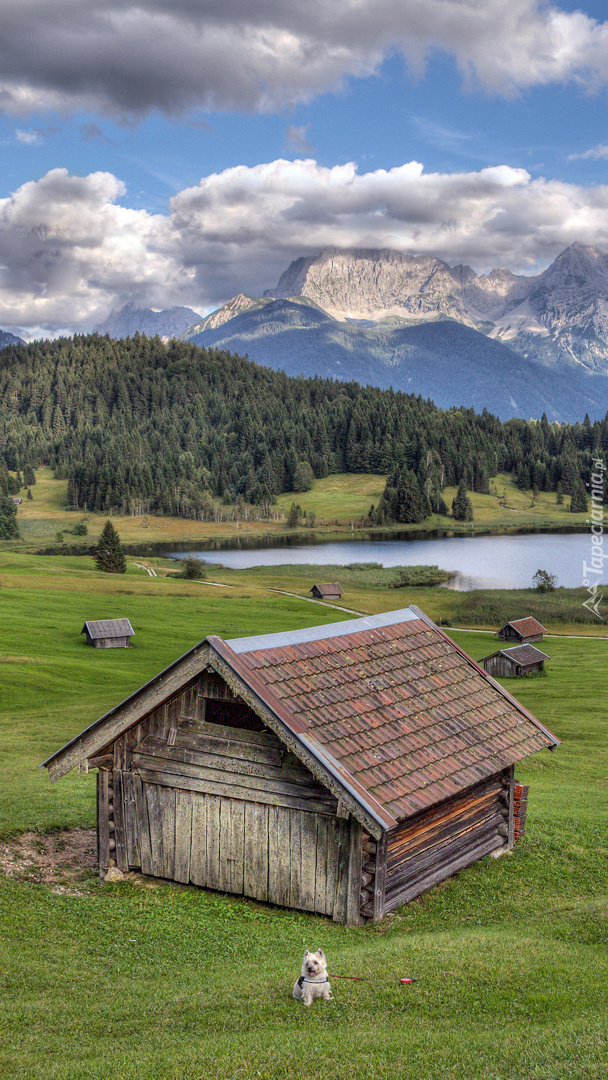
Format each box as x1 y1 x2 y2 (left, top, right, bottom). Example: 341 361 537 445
266 246 469 321
95 302 202 339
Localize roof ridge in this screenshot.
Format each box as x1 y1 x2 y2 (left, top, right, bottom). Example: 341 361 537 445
226 607 421 654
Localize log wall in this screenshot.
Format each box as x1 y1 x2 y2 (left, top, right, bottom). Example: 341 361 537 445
374 770 510 916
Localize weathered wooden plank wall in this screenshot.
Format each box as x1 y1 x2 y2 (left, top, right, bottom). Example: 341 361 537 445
95 673 360 922
376 771 508 916
129 719 338 814
97 769 110 871
111 770 353 919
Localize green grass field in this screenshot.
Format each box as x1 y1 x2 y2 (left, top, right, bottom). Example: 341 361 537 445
1 556 608 1078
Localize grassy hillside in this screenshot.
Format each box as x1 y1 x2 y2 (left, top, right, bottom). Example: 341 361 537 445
4 468 591 552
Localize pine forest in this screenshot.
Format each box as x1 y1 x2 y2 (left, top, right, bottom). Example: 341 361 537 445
0 333 605 523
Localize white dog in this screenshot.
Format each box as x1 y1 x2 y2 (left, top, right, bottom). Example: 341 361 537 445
293 949 333 1006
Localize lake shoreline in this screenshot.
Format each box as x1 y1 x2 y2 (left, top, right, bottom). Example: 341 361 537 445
8 519 584 559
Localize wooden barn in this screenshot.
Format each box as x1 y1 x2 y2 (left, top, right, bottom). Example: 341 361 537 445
44 607 559 924
82 619 134 649
497 617 546 644
481 645 550 679
310 583 343 600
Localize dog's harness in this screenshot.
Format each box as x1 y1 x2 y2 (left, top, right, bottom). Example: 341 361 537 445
298 975 329 987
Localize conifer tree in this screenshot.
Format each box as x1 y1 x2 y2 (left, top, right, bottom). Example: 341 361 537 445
570 478 588 513
452 478 474 521
95 520 126 573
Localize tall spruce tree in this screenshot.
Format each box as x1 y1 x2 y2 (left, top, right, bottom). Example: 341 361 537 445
95 520 126 573
0 496 19 539
570 478 589 513
452 479 474 521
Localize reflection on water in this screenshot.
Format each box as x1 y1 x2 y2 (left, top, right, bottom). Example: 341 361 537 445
171 531 589 591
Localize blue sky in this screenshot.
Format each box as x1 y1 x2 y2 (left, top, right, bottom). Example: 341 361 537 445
1 0 608 336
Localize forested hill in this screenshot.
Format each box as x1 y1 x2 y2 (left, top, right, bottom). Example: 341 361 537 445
0 333 604 518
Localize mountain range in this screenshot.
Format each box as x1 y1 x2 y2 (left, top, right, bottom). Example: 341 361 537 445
55 243 608 421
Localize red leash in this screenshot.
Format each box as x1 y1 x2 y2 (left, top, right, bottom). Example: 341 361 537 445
327 974 418 984
328 973 365 980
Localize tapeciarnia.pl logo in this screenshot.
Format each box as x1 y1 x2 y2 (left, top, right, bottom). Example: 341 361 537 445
582 457 606 621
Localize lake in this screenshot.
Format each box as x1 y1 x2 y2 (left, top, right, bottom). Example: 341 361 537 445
171 531 593 590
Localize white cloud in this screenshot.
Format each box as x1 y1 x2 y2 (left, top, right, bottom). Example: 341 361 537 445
568 143 608 160
3 160 608 333
15 128 41 144
0 168 178 330
0 1 607 120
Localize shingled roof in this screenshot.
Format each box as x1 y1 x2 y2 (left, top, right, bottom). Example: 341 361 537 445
45 607 559 831
311 583 343 597
81 619 134 640
500 617 546 638
482 645 551 666
217 607 558 822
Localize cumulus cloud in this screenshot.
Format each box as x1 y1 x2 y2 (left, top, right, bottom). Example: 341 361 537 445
0 1 607 120
0 168 180 332
4 160 608 335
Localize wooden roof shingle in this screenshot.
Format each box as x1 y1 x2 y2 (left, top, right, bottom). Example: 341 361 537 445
223 607 558 823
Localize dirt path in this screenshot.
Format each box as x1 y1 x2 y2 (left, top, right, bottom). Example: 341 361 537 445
132 562 157 577
265 588 366 616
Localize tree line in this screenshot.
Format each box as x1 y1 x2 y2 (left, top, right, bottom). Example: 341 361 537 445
0 332 604 523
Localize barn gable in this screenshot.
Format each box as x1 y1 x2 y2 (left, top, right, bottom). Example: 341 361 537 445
90 668 356 918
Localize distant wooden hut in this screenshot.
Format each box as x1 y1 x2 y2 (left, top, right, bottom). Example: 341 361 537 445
481 645 550 678
44 607 558 924
310 583 343 599
82 619 134 649
497 617 546 644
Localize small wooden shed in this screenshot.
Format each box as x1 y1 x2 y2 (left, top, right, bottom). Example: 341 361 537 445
497 617 546 644
44 607 558 923
82 619 134 649
310 583 343 599
481 645 550 678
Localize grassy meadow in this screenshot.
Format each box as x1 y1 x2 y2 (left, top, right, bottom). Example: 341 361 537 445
1 552 608 1078
3 468 591 554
